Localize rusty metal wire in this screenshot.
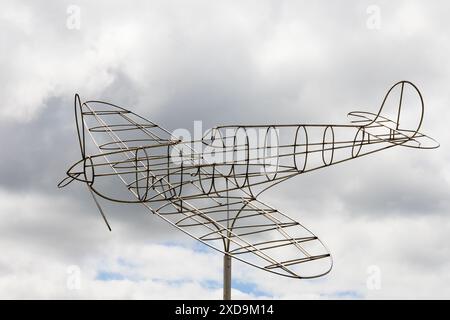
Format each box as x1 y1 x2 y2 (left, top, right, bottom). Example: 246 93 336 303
58 80 438 279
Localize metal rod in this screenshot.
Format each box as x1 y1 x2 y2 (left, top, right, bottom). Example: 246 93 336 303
223 254 232 300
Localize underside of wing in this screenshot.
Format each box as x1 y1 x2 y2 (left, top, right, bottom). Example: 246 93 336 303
154 195 333 279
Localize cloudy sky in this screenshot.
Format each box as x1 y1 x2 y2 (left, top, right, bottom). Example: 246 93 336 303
0 0 449 299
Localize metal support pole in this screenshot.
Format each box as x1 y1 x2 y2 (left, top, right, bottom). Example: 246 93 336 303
223 254 232 300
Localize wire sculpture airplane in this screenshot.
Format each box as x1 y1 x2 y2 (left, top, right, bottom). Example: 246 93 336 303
58 80 438 299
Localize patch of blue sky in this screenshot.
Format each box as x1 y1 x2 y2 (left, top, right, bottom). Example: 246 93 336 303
192 241 215 254
116 257 137 269
152 278 192 287
232 279 273 298
328 290 364 299
201 280 222 290
96 267 144 282
96 271 126 281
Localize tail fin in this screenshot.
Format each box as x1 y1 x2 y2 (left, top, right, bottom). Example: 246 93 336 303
349 81 424 134
348 81 439 149
370 80 424 136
